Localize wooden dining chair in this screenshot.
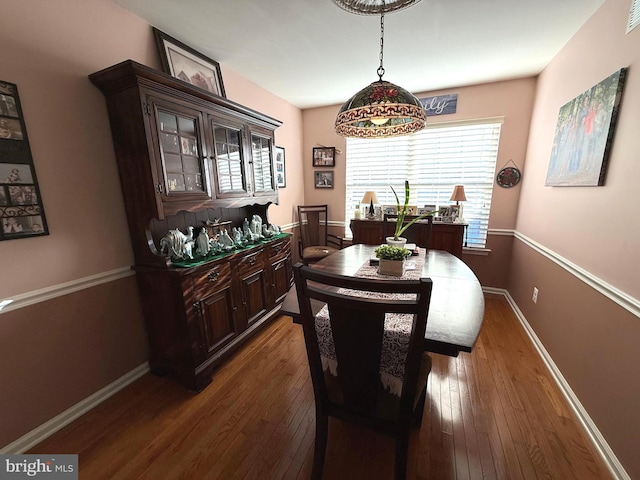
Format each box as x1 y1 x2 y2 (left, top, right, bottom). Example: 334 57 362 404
298 204 345 265
293 263 434 480
383 214 434 249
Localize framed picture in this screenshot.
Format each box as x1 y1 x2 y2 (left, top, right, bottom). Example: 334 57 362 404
449 205 460 220
0 80 49 241
274 146 286 188
314 171 334 189
545 68 627 186
383 205 397 215
438 206 450 218
153 27 226 98
417 206 435 215
312 147 336 167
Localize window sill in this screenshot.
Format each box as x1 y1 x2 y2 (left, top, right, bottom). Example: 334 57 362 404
462 247 491 256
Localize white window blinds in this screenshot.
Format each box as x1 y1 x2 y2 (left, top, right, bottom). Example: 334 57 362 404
345 118 503 248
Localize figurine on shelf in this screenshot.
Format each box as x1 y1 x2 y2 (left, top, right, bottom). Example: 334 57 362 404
262 223 281 238
209 235 223 254
159 226 194 260
182 240 195 260
219 229 235 250
243 217 259 243
195 228 211 256
250 214 265 240
232 227 248 247
268 223 281 235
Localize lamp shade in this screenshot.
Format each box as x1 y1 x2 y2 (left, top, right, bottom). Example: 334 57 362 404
335 80 427 138
361 191 379 205
450 185 467 202
332 0 421 15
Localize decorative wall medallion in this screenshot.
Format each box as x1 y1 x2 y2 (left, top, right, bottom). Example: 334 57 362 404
496 165 521 188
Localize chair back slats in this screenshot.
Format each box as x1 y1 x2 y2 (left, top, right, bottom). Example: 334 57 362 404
329 306 385 414
298 205 328 248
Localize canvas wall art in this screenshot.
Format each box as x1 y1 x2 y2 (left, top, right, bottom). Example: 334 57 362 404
545 68 627 186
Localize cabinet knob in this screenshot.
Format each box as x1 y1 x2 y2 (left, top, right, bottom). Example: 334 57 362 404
248 257 256 266
207 271 219 282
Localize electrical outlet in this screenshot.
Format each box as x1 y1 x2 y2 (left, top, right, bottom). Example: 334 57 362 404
532 287 539 303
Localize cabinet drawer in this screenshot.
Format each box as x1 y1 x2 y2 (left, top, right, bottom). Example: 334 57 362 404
266 239 291 260
189 262 231 299
233 248 265 275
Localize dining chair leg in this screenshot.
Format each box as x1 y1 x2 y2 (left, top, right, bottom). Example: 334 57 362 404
394 430 410 480
311 412 328 480
412 388 427 426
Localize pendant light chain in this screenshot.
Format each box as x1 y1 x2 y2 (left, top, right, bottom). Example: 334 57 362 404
377 12 385 80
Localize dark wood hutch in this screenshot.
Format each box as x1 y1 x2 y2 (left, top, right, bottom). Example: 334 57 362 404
90 60 292 391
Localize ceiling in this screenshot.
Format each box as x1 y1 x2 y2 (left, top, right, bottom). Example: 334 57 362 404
113 0 605 109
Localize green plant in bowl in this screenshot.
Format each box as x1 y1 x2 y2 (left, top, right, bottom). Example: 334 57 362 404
374 244 412 261
390 180 437 241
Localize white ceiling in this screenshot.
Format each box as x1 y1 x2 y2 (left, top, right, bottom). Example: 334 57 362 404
113 0 605 109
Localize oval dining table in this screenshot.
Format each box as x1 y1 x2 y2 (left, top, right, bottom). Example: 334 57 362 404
280 244 485 357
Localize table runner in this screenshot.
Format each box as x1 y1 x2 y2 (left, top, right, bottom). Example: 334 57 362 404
315 249 426 396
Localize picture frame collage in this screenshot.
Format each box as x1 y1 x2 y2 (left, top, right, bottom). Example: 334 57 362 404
381 203 460 222
0 81 48 240
313 146 335 189
274 146 286 188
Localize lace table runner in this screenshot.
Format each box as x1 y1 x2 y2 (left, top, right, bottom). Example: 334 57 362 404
315 249 426 396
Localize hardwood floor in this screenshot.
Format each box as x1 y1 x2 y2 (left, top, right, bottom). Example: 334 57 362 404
30 295 611 479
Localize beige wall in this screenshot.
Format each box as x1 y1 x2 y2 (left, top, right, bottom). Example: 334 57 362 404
516 0 639 298
0 0 304 448
2 0 639 475
302 77 537 288
510 0 640 476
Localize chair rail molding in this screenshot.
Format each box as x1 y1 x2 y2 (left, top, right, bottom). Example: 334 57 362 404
0 267 134 314
514 231 639 317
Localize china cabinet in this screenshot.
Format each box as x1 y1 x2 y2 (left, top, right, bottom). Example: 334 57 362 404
90 60 291 390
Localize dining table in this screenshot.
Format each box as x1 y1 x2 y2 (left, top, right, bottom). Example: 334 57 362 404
280 244 485 357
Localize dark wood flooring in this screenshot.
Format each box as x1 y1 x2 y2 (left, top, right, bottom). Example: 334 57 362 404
30 295 611 479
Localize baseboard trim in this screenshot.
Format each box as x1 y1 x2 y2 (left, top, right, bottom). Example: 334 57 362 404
0 362 150 454
483 287 630 480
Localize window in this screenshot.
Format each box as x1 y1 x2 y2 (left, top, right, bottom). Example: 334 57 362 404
345 117 503 248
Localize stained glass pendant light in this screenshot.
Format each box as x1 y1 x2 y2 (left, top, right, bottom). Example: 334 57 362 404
333 0 426 138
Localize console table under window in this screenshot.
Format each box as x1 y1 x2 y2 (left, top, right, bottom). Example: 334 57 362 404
349 219 465 257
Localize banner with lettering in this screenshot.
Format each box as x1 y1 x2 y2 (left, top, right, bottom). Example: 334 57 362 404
419 94 457 117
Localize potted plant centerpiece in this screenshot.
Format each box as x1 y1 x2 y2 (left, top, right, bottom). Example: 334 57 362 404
387 181 437 246
375 244 412 276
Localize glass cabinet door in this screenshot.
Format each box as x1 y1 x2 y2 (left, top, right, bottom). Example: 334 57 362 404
210 117 249 198
149 97 210 202
250 133 275 194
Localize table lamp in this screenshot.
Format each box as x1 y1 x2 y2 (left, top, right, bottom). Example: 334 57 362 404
450 185 466 222
361 191 378 219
